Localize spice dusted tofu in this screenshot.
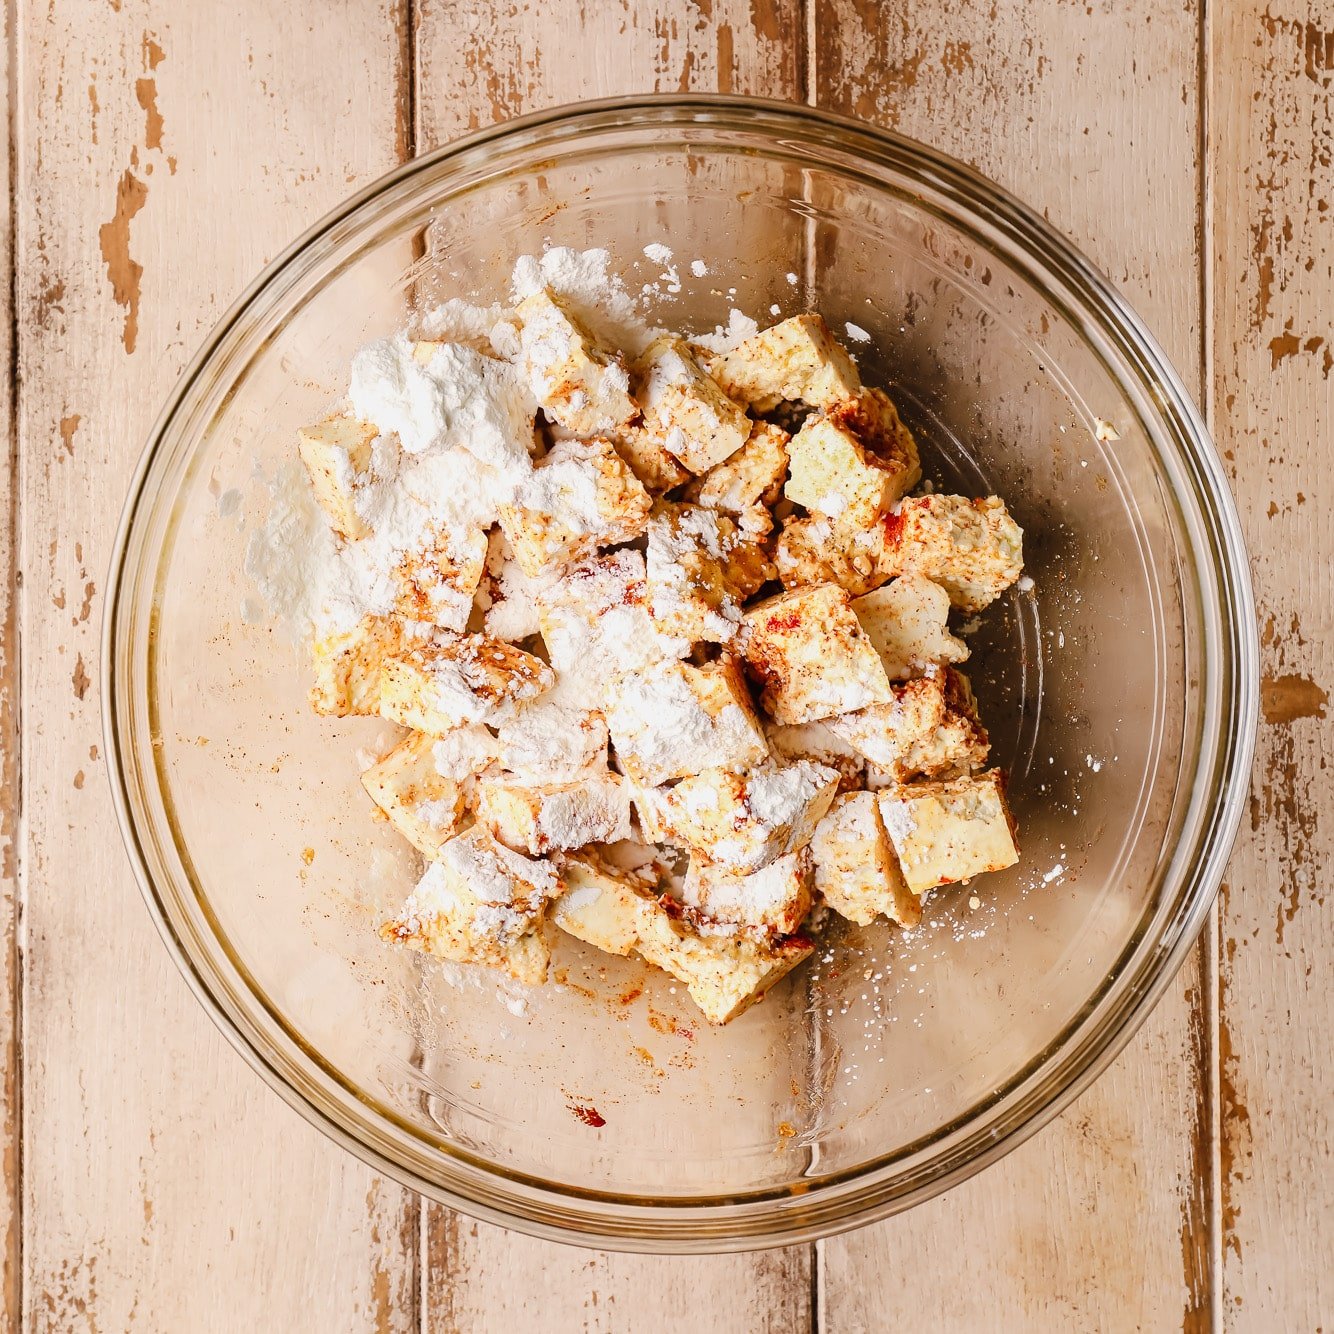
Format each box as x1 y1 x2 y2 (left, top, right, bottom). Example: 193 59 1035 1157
309 614 411 716
785 388 921 525
826 667 989 782
479 530 556 642
379 635 553 732
636 334 751 473
739 583 893 725
607 656 769 787
491 690 609 781
852 574 969 680
640 760 839 873
380 825 561 984
809 791 919 927
876 770 1019 895
361 731 466 859
685 421 790 514
880 495 1024 612
498 437 651 576
516 289 638 434
393 523 489 632
476 772 632 855
773 513 890 598
610 423 692 494
708 314 862 413
680 848 815 939
429 724 499 780
764 718 866 792
298 415 379 540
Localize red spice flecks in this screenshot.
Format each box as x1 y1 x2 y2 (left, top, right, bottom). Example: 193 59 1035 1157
569 1103 606 1128
764 611 803 633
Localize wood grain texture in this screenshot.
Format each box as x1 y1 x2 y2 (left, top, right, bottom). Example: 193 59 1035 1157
17 3 419 1330
812 3 1217 1329
1211 3 1334 1326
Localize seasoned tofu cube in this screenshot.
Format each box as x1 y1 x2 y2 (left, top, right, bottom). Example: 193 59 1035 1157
479 530 556 642
680 848 814 939
809 791 919 927
877 770 1020 894
739 583 893 725
686 421 790 514
640 760 839 872
499 437 651 576
636 334 751 473
429 724 499 780
380 825 561 984
852 574 968 680
553 857 813 1024
394 523 488 632
516 289 638 434
825 667 989 781
298 416 379 540
708 314 861 412
774 513 890 598
491 690 609 781
785 388 921 524
645 503 774 645
607 656 768 787
764 718 866 791
360 731 465 858
610 424 692 494
880 496 1024 612
477 772 632 855
309 614 410 717
379 635 553 732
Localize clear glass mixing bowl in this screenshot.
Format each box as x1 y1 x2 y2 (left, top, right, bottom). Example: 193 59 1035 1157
104 97 1257 1250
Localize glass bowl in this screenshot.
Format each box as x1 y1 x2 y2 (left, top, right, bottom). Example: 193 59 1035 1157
104 96 1257 1251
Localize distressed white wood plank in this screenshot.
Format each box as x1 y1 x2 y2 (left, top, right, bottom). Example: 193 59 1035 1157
813 3 1214 1329
18 4 418 1329
1210 4 1334 1326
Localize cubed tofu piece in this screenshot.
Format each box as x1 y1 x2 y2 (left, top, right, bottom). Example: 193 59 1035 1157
380 825 561 984
639 760 839 872
298 415 379 540
499 437 651 576
491 690 609 781
607 656 769 787
537 550 686 706
636 334 752 473
708 314 861 413
764 718 866 792
825 667 989 781
479 530 556 642
516 289 638 434
876 770 1020 894
774 513 890 598
394 523 488 631
360 731 466 858
686 421 790 514
309 614 410 717
739 583 893 725
645 503 774 645
852 574 968 680
610 424 692 494
880 496 1024 612
809 790 920 927
430 724 499 779
785 388 921 524
379 635 553 732
477 772 632 855
553 857 812 1024
680 848 814 939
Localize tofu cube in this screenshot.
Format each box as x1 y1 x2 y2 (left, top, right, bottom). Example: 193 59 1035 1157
774 513 890 598
785 388 921 524
491 690 609 781
607 656 769 787
852 574 969 680
610 424 692 494
825 667 989 781
380 825 562 984
680 848 814 939
309 614 409 717
517 289 638 434
764 718 866 791
479 530 555 642
379 635 553 732
876 770 1020 895
430 724 499 780
880 496 1024 612
499 437 651 576
686 421 790 514
551 856 652 957
636 334 752 473
739 583 893 725
477 772 632 855
708 314 861 412
298 415 379 540
640 760 839 872
394 523 488 631
360 731 466 859
809 790 920 927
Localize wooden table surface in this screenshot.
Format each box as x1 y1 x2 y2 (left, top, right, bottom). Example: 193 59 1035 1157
4 1 1329 1329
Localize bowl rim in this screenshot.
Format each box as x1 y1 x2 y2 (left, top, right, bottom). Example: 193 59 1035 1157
102 92 1259 1251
